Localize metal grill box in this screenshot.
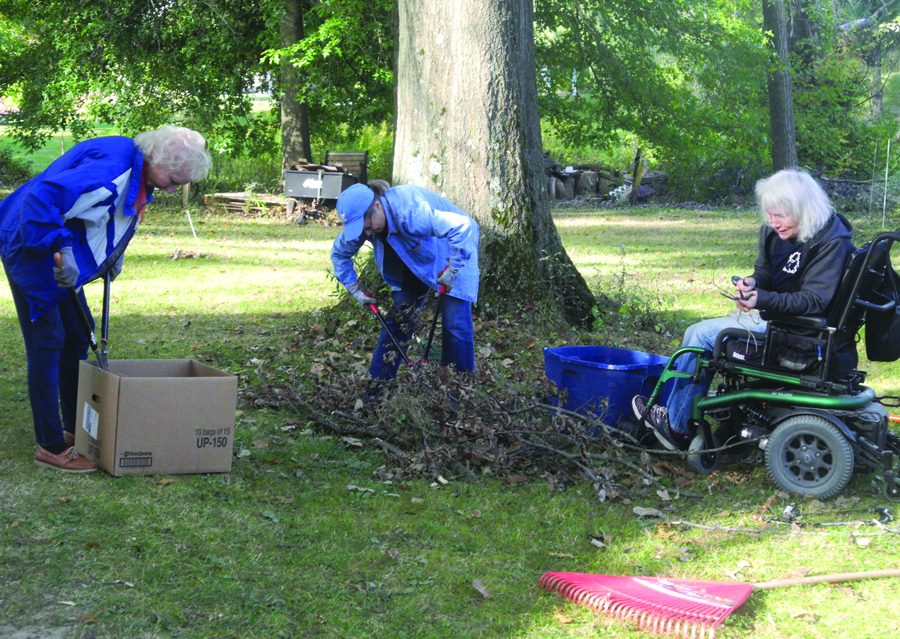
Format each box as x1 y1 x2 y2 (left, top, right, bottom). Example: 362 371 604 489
284 170 357 200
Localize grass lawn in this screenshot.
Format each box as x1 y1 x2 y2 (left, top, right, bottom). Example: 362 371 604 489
1 196 899 638
0 124 115 174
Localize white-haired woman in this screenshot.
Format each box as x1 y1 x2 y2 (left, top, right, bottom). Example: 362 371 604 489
0 125 211 472
632 169 855 450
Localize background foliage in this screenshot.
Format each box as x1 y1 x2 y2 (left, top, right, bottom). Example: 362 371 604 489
4 0 900 200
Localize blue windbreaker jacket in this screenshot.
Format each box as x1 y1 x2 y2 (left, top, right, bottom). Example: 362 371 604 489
331 185 480 303
0 137 149 321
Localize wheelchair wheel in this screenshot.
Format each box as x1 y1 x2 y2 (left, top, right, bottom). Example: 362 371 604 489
687 433 720 474
765 415 854 499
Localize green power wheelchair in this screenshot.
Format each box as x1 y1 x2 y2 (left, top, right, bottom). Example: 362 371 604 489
643 230 900 500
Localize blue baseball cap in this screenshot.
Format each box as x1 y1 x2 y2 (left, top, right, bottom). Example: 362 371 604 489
336 184 375 240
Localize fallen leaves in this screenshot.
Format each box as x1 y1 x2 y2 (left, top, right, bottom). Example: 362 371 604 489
347 484 375 494
850 534 871 548
245 318 695 501
472 579 492 598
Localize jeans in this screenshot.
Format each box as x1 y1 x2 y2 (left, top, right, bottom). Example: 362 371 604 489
5 271 92 448
370 287 475 380
666 313 766 434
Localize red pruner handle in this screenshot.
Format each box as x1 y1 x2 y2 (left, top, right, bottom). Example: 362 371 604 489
366 302 379 315
439 284 447 294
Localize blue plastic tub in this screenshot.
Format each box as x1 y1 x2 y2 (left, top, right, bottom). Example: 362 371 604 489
544 345 669 426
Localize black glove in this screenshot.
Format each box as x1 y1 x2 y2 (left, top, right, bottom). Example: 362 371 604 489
53 247 79 288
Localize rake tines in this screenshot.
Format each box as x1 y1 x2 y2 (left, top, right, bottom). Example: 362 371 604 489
542 568 900 637
540 572 753 639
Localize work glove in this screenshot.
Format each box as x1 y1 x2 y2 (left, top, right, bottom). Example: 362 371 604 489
436 266 460 293
108 255 124 282
347 282 376 307
53 246 79 288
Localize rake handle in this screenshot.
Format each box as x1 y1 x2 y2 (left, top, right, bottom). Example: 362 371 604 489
752 568 900 591
54 252 109 371
420 285 446 365
367 302 413 367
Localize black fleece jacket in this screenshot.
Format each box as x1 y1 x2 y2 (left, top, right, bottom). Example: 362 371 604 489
750 212 854 316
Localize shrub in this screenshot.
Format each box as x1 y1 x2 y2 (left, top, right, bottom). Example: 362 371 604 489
0 143 34 190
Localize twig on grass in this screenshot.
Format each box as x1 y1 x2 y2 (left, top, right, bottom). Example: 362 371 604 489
525 439 704 499
669 520 835 536
448 459 480 484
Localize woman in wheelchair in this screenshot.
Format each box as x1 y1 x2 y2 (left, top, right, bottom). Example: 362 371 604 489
632 169 855 450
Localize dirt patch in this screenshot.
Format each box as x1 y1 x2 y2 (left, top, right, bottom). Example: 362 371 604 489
0 625 78 639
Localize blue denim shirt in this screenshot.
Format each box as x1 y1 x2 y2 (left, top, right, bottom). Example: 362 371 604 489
331 185 480 303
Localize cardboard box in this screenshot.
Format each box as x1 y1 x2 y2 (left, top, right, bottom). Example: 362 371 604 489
75 359 238 476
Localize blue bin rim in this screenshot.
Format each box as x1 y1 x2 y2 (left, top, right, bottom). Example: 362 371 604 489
544 345 668 372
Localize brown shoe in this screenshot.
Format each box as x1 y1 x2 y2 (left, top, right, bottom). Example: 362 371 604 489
63 431 75 447
35 446 97 473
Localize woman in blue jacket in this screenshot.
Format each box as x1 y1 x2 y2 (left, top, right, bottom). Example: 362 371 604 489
331 181 480 382
0 125 212 472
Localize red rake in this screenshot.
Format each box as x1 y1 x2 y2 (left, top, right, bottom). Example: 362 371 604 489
540 568 900 638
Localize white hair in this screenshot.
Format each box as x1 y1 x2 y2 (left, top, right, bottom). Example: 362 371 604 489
134 125 212 182
755 169 833 243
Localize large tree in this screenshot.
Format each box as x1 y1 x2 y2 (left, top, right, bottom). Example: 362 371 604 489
280 0 313 170
0 0 394 169
0 0 276 153
763 0 799 170
534 0 772 193
393 0 594 325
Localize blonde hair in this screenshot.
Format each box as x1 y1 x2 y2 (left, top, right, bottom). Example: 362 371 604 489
134 125 212 182
755 169 832 243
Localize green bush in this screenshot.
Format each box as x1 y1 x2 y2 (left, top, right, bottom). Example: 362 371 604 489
202 149 283 195
540 121 636 169
312 121 394 184
0 143 34 190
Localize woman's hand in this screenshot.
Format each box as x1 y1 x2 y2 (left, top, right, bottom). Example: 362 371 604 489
735 289 758 312
735 276 756 294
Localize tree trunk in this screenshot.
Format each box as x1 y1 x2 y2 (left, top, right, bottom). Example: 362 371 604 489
763 0 798 171
393 0 594 326
281 0 312 172
789 0 821 72
872 41 883 118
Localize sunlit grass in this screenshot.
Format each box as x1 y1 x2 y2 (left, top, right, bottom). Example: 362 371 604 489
1 198 899 638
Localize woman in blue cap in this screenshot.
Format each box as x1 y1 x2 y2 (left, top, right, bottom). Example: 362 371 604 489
331 180 480 381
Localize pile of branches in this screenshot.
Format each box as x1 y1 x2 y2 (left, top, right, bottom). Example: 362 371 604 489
246 349 704 501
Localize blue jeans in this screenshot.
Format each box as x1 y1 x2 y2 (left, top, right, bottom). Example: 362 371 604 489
666 313 766 434
370 288 475 380
5 271 92 448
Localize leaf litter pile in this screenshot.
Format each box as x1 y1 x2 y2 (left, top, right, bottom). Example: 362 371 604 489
243 300 706 501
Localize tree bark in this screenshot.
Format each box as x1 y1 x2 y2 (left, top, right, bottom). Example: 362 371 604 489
871 41 883 118
393 0 595 326
281 0 313 172
789 0 821 72
763 0 798 171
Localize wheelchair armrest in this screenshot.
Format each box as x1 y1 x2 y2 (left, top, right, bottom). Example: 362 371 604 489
759 311 828 330
712 327 758 359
